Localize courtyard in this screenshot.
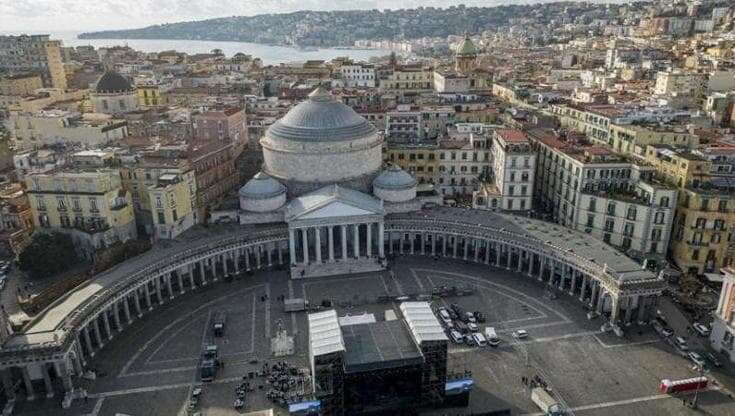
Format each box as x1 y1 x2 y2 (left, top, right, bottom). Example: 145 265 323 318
12 256 735 416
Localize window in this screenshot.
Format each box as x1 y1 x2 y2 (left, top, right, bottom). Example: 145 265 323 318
521 185 527 195
157 211 165 224
605 218 615 232
510 172 516 182
586 214 594 228
607 202 616 216
660 197 670 207
654 212 665 224
72 198 81 211
507 199 513 210
692 249 700 260
695 218 706 229
624 223 634 237
520 199 526 210
711 234 722 244
508 186 515 195
626 207 637 221
719 200 728 212
89 198 98 212
651 228 662 241
56 196 67 211
714 219 725 230
588 198 597 212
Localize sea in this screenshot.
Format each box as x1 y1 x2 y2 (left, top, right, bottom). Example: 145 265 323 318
2 31 392 65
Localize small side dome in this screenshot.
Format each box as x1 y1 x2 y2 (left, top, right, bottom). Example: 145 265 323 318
373 164 417 203
95 70 134 94
456 34 478 56
239 172 287 212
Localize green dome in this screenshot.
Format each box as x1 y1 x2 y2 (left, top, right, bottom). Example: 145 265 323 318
456 35 478 56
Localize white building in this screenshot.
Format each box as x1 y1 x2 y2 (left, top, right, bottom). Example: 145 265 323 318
711 267 735 364
5 110 128 150
340 64 376 88
474 129 535 212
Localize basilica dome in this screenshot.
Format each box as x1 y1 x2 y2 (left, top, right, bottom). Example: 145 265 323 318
373 164 417 203
260 86 383 196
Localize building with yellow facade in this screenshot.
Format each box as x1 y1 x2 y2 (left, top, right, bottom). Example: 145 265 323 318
25 168 136 259
0 73 43 96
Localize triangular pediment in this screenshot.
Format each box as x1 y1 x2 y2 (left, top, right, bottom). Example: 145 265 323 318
286 185 384 222
298 201 375 219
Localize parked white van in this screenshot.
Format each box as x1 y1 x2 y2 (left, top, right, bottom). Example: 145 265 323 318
472 332 487 347
484 327 500 347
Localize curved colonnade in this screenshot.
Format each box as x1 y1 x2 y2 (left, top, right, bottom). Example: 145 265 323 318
0 215 664 406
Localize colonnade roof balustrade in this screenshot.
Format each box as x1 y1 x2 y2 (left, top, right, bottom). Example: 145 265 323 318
0 207 662 360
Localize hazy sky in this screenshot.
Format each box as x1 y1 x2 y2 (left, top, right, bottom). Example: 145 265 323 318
1 0 614 32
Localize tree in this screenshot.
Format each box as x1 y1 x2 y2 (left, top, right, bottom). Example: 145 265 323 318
19 233 80 279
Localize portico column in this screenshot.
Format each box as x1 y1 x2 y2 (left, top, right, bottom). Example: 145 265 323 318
570 270 578 295
505 246 511 269
353 224 360 258
199 261 207 286
409 233 415 255
589 281 598 307
113 302 122 331
301 228 309 264
474 240 480 262
256 245 262 269
21 366 34 401
315 227 322 263
289 229 297 265
431 233 436 256
378 222 385 258
82 326 94 356
517 250 523 272
579 275 588 302
557 263 564 290
133 289 142 316
596 288 606 314
624 297 634 324
341 225 348 260
102 309 113 340
610 296 620 324
420 232 425 256
328 226 335 261
452 236 458 258
155 275 163 303
527 253 535 277
463 238 469 260
177 272 184 295
538 257 545 281
366 224 372 257
493 244 499 266
442 234 447 256
484 240 491 264
388 231 394 254
234 251 241 273
244 249 251 271
166 274 174 299
123 296 132 323
188 264 195 287
41 364 53 398
278 243 284 265
93 317 104 347
145 281 154 309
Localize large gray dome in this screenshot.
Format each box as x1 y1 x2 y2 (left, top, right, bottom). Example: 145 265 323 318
95 70 134 94
266 86 376 143
373 164 417 190
239 172 286 199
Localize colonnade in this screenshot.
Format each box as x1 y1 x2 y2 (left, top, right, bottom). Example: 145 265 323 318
289 221 385 266
385 230 659 326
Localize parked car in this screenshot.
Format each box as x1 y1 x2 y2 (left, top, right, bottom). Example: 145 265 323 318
465 312 477 323
513 329 529 339
468 322 479 332
688 352 706 368
674 336 688 351
449 330 464 344
472 332 487 347
706 353 722 368
692 323 710 337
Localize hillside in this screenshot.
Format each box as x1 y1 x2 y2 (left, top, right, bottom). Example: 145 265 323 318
78 2 606 47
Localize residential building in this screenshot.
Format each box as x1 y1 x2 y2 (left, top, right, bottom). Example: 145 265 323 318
149 172 197 240
25 168 137 258
90 70 139 115
0 73 43 96
527 129 677 266
474 129 534 211
0 35 67 90
339 64 376 88
193 107 248 146
0 182 33 257
5 110 129 150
